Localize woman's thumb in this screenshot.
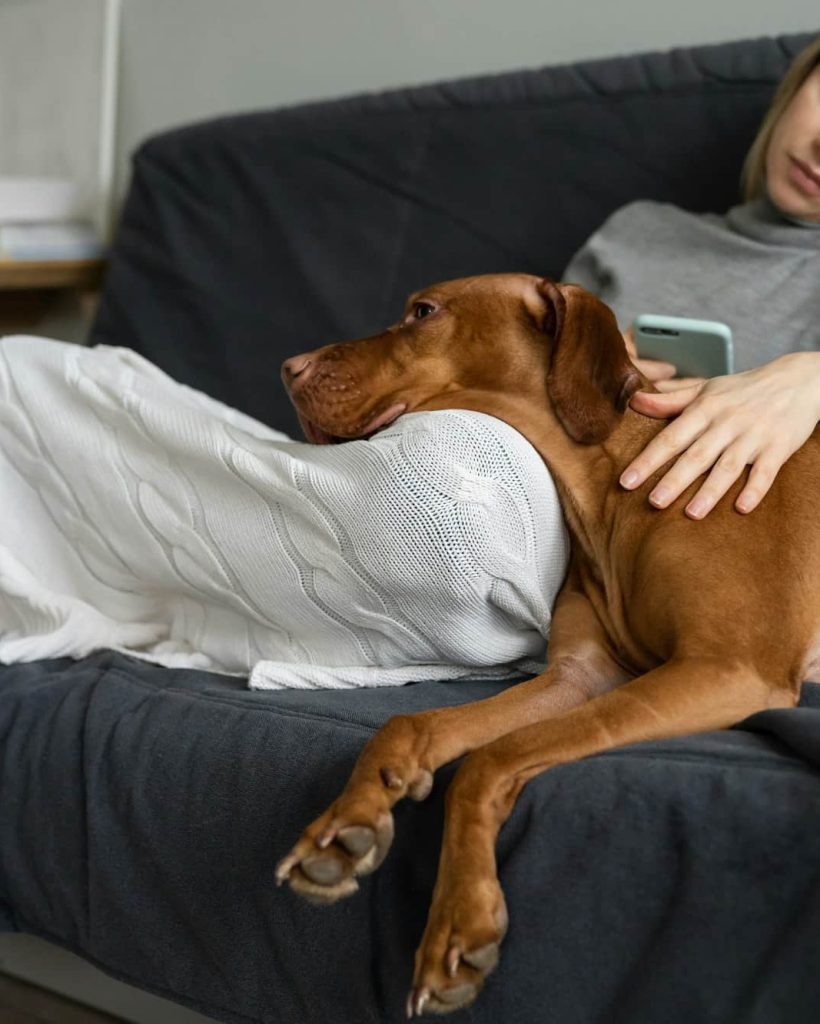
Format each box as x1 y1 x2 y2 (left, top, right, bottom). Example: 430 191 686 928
628 385 701 419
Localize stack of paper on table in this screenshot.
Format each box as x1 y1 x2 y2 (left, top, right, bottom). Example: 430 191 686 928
0 177 102 262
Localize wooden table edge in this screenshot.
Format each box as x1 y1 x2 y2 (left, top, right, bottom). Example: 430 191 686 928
0 259 106 292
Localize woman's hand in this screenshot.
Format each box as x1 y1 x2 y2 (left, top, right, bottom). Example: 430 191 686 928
619 351 820 519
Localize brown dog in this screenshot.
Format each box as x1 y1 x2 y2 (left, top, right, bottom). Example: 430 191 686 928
274 274 820 1017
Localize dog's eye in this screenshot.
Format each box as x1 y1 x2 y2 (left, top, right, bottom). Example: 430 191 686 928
413 302 436 320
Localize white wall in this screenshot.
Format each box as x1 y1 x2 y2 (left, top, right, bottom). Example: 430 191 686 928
0 0 118 233
114 0 820 204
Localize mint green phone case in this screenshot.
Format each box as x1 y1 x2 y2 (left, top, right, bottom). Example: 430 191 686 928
632 314 734 378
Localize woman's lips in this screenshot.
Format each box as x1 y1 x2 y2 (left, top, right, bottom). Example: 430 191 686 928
788 155 820 197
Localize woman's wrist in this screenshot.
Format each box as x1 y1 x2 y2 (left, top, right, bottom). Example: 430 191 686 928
777 351 820 419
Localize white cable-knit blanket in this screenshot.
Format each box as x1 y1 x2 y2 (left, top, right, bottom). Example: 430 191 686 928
0 336 569 689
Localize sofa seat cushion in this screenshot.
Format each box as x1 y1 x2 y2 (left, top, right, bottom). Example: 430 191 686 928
2 650 819 1023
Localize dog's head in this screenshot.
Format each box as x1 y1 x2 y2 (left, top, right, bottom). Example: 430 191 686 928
282 273 641 445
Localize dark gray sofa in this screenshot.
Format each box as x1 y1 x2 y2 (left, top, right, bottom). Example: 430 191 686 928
2 31 820 1024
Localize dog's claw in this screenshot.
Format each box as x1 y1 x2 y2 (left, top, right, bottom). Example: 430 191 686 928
316 827 337 849
446 945 460 978
407 986 430 1018
274 853 297 885
381 765 404 789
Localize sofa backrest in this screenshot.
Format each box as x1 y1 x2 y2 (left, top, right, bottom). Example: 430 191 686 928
91 31 816 436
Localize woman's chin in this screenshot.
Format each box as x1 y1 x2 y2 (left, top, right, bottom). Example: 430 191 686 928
767 174 820 223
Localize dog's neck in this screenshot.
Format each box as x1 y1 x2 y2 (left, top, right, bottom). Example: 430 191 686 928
537 407 667 566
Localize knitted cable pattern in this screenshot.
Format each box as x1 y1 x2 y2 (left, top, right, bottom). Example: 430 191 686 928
0 337 569 689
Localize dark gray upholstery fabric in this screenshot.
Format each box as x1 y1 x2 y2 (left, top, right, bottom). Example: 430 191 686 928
2 652 820 1023
91 32 813 438
3 30 820 1024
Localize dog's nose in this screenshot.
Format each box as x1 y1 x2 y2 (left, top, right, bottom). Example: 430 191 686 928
281 355 313 387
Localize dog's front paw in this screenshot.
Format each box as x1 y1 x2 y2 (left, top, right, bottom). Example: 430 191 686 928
407 876 508 1017
275 783 398 904
276 715 435 904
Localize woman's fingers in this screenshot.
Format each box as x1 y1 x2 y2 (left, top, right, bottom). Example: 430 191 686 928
619 353 820 519
735 448 789 513
628 382 705 417
621 401 789 517
619 404 712 492
645 428 739 510
679 440 756 518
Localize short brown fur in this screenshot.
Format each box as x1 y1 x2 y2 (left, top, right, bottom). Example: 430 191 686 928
276 274 819 1017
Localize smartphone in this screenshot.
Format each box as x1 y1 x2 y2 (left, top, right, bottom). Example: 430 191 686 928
631 314 733 378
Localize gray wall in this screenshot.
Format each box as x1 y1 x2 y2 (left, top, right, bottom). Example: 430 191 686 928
114 0 820 207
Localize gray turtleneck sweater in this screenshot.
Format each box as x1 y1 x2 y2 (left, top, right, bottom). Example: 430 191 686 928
562 196 820 372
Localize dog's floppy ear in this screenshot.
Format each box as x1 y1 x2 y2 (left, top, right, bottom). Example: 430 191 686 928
538 279 642 444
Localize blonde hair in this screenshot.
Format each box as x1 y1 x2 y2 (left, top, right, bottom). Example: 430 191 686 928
741 35 820 201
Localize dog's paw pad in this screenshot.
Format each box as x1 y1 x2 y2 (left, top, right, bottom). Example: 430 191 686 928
462 942 499 973
300 855 344 885
336 825 376 857
436 982 477 1006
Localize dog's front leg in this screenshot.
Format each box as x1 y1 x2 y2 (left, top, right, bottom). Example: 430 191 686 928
406 656 791 1017
276 568 631 904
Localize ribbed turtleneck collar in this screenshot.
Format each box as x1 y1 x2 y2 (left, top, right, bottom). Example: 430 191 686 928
725 193 820 249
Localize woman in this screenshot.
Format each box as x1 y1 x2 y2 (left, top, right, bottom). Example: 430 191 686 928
563 35 820 520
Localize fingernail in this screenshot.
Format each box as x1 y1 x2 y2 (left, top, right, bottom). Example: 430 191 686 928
736 494 755 513
686 497 709 518
649 487 670 507
620 470 639 488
